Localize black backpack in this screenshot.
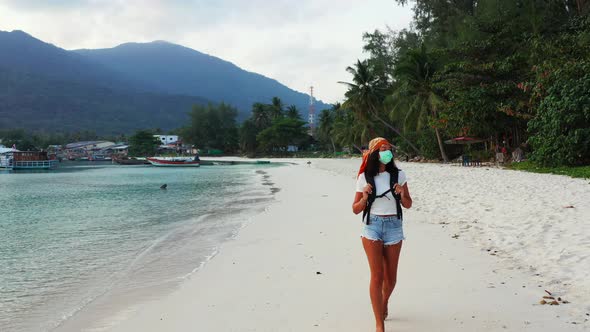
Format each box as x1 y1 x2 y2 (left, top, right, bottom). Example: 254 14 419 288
362 169 403 225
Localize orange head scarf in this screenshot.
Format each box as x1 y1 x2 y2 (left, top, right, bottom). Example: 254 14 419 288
357 137 391 177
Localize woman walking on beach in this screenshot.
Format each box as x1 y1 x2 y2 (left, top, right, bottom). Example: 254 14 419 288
352 137 412 332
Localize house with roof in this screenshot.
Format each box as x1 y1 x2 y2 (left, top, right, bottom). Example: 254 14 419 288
64 141 116 160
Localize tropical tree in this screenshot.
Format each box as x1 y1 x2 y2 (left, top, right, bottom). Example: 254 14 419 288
239 119 259 155
182 103 238 152
331 107 372 153
389 44 449 162
128 130 160 157
239 97 309 155
251 103 273 129
270 97 284 120
256 117 307 153
339 60 421 154
318 108 336 153
286 105 301 120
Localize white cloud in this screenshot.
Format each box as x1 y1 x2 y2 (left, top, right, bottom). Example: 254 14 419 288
0 0 413 103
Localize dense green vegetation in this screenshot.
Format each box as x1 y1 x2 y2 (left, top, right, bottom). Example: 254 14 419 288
128 130 161 157
0 66 208 135
240 98 309 155
508 161 590 179
179 103 239 153
176 97 308 156
0 97 309 156
326 0 590 167
0 128 104 150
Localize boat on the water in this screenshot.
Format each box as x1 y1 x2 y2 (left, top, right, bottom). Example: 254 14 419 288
113 156 150 165
147 157 200 167
90 154 112 161
198 159 271 166
199 160 236 166
0 151 58 170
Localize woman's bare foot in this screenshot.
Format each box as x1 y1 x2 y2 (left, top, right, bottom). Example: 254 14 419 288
382 301 388 320
376 323 385 332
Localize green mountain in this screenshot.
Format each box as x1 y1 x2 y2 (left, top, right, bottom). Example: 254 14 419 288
0 30 208 134
0 30 328 134
0 67 208 134
75 41 330 114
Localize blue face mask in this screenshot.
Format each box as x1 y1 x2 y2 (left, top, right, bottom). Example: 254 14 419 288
378 150 393 164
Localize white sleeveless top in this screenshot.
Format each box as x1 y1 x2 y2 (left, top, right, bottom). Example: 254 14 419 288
355 171 407 215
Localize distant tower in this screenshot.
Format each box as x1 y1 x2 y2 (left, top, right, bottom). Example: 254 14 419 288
308 86 316 136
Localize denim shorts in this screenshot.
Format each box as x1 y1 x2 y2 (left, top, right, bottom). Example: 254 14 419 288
361 215 404 246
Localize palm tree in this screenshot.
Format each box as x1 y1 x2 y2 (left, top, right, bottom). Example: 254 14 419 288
270 97 284 120
318 108 336 153
251 103 272 129
286 105 301 120
339 60 421 154
332 107 373 153
390 44 449 162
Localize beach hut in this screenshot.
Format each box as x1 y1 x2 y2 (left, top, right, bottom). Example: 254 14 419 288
444 136 487 166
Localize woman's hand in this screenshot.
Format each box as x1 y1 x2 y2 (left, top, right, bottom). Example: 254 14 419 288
394 183 412 209
362 184 373 200
353 184 372 215
393 183 405 195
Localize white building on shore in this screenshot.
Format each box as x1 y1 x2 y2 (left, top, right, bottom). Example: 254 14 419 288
154 135 179 144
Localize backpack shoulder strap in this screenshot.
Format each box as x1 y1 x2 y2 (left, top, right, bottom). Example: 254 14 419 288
362 172 377 224
389 169 403 221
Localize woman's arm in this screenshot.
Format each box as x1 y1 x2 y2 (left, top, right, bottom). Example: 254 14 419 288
352 184 372 214
394 183 412 209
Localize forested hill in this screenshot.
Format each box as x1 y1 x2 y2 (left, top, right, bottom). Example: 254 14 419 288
0 30 151 92
0 30 328 134
0 66 209 134
74 41 330 113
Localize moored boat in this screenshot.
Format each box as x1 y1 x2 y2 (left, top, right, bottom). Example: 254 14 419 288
113 156 150 165
147 157 200 167
0 151 58 170
198 159 270 166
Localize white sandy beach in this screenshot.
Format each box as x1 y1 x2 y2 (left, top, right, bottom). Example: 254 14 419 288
92 159 588 331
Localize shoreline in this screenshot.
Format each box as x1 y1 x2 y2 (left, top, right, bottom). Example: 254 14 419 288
46 165 278 332
94 159 588 331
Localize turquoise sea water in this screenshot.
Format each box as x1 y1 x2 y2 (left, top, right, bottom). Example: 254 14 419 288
0 163 276 331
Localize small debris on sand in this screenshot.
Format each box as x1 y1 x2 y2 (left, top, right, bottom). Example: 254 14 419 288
538 290 569 306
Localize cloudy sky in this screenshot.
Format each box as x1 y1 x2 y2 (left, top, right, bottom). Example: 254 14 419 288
0 0 413 103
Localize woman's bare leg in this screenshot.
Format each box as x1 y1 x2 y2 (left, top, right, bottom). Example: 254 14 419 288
382 241 402 319
362 237 385 332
